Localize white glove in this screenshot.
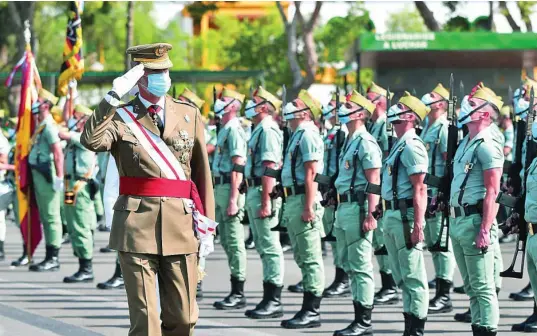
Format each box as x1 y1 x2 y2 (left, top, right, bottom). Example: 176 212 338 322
199 235 214 258
112 64 145 98
53 176 64 192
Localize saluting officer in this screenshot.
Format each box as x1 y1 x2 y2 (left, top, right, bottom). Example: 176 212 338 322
211 88 249 310
331 91 382 336
366 82 399 305
450 83 504 336
59 104 97 283
242 86 285 319
320 92 350 298
419 84 456 314
280 89 325 329
29 89 65 272
383 92 430 335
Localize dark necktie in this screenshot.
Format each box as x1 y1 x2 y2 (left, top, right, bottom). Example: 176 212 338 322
147 105 164 136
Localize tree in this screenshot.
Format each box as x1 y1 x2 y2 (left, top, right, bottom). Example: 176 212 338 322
386 6 428 32
414 1 440 31
125 1 134 71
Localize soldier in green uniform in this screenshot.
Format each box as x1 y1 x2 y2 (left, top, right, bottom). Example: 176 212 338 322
28 88 65 272
450 83 504 336
59 104 97 283
419 84 456 314
366 82 399 305
241 86 285 319
279 89 325 329
382 92 430 335
331 91 382 336
320 92 350 298
212 88 248 310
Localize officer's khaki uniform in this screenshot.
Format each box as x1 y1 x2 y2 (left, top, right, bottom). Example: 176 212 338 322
81 95 214 336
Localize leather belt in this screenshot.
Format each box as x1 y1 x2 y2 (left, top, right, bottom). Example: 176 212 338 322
450 204 481 218
283 185 306 197
246 177 263 188
384 198 414 211
337 191 366 205
213 175 232 185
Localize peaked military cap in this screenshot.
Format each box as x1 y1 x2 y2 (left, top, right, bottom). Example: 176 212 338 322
399 91 430 121
39 88 59 105
127 43 173 70
179 88 205 109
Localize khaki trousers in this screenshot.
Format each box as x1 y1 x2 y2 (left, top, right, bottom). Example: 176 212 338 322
119 251 198 336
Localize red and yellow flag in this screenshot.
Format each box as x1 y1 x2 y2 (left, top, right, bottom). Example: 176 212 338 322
6 45 43 257
57 1 84 97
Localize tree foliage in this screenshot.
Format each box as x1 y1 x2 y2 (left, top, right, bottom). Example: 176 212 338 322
385 6 428 32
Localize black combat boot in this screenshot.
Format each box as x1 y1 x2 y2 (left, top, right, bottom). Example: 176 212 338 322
428 278 453 314
288 280 304 293
454 285 466 294
99 245 115 253
0 240 4 261
213 276 246 310
11 244 30 267
407 314 426 336
512 302 537 331
281 291 321 329
402 313 410 336
196 281 203 300
333 301 373 336
245 282 283 319
323 267 351 298
64 258 94 283
471 324 480 336
509 282 534 301
427 278 436 289
29 245 60 272
97 263 124 289
374 271 399 305
476 326 497 335
454 308 471 323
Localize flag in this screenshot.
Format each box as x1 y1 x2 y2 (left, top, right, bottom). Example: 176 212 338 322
57 1 84 97
6 45 43 257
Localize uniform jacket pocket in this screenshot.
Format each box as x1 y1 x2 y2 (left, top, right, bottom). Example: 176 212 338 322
113 195 142 212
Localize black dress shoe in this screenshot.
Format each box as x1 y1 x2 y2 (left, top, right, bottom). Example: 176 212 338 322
281 291 321 329
97 263 124 289
29 245 60 272
97 224 111 232
245 282 284 319
64 258 94 283
333 301 373 335
510 282 534 301
288 280 304 293
11 244 30 267
323 267 351 298
100 246 115 253
374 271 399 305
213 276 247 310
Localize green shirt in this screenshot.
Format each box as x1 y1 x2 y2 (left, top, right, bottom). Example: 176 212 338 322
212 117 247 177
282 121 324 187
28 114 60 165
245 116 283 179
420 116 448 180
335 126 382 194
450 125 504 207
368 115 390 154
65 131 97 179
503 124 514 162
381 129 428 201
323 125 348 178
525 158 537 223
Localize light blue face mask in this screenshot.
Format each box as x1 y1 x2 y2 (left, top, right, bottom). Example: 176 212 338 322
515 98 530 119
322 104 335 118
420 93 444 107
67 117 78 129
283 102 308 120
387 104 410 123
244 99 266 119
146 73 171 97
337 105 364 124
214 99 234 118
31 102 42 114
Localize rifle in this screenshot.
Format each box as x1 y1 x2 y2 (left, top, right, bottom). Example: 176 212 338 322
315 87 344 242
496 88 536 279
213 86 221 135
424 73 458 252
267 85 288 232
506 87 527 196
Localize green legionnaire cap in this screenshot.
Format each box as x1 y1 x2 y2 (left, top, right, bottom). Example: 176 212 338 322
369 82 394 99
432 83 450 100
127 43 173 70
180 88 205 109
50 106 63 124
298 89 322 118
500 105 511 117
348 90 376 114
331 93 346 104
470 82 504 111
221 88 245 104
399 91 430 121
39 88 59 105
254 86 282 111
74 104 93 116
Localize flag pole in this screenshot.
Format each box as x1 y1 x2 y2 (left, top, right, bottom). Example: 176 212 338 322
24 20 32 263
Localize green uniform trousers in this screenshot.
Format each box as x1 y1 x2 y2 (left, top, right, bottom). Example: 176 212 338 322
527 233 537 307
32 170 62 248
334 202 374 306
282 194 325 296
322 206 339 267
493 236 503 289
245 187 284 286
93 189 104 218
424 212 455 281
372 217 391 273
214 183 246 281
65 184 97 259
450 214 499 329
383 208 429 319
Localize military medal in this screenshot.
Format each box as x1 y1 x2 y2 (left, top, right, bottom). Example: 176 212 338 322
184 115 190 123
179 130 188 139
133 152 140 163
180 151 190 163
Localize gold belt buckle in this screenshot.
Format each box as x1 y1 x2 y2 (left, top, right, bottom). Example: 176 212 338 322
529 223 535 236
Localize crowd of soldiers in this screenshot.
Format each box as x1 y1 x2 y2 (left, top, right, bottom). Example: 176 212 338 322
1 66 537 336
